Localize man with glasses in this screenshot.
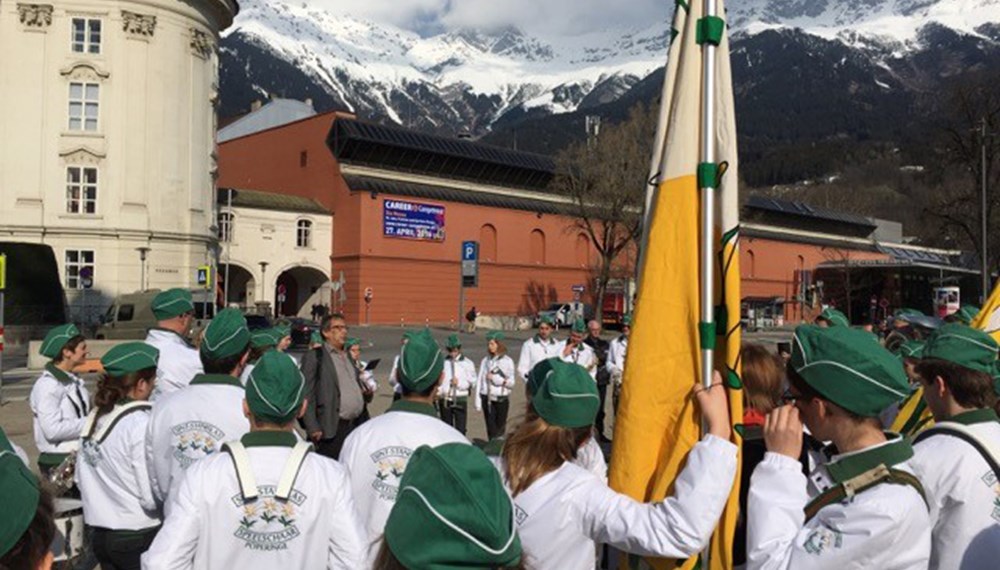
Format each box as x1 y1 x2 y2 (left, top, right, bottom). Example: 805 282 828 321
145 288 203 399
300 313 367 459
517 315 561 385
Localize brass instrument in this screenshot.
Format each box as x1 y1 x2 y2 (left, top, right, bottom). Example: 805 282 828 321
49 452 78 496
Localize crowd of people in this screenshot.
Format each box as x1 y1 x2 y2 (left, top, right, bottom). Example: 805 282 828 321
1 287 999 569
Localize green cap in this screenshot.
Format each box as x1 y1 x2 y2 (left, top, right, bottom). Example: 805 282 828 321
245 352 305 425
446 334 462 349
274 324 291 340
571 318 586 334
385 443 521 570
622 314 633 326
485 331 505 342
0 449 40 558
251 329 281 350
531 359 600 428
791 325 908 417
922 323 999 378
398 329 444 392
345 337 360 349
200 308 250 361
310 331 322 345
101 342 159 377
526 357 558 397
151 288 195 321
895 340 925 360
39 324 81 358
894 308 924 321
949 305 980 325
816 308 849 327
539 315 555 326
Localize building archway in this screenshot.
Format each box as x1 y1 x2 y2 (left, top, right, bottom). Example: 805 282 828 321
274 265 330 317
219 263 255 309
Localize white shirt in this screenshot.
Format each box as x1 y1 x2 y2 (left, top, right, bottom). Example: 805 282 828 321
517 335 561 381
142 434 365 570
76 405 160 530
607 335 628 382
747 439 931 569
339 401 470 562
910 413 1000 570
30 365 90 455
145 374 249 512
388 355 403 395
505 435 737 570
556 340 598 380
438 355 477 400
145 328 203 399
475 354 516 410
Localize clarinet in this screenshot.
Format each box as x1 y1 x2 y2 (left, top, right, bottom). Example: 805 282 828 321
448 359 458 405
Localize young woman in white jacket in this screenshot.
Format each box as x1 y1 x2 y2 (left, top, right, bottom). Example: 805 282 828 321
475 331 516 441
497 360 738 570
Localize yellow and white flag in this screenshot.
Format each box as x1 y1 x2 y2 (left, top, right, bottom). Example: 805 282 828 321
972 283 1000 342
608 1 742 569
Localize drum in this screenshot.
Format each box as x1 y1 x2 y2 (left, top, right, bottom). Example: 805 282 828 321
52 498 84 562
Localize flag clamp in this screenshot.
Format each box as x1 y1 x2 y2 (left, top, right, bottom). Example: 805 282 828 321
696 16 725 46
697 162 719 190
699 321 717 350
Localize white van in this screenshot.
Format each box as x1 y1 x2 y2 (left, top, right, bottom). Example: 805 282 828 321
95 289 215 340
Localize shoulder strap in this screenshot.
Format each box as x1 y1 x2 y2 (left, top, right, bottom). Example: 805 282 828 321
81 402 152 443
804 464 927 523
276 441 313 501
915 422 1000 482
223 441 259 501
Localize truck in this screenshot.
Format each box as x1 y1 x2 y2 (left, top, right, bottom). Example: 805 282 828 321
95 288 216 340
534 302 593 328
601 291 628 329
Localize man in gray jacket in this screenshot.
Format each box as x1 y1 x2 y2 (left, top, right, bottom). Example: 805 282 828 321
299 313 368 459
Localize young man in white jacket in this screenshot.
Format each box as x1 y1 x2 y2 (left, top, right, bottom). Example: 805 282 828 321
747 325 931 569
144 288 203 399
144 309 251 513
339 328 469 564
909 323 1000 570
607 314 631 413
437 334 476 435
556 319 598 381
517 315 561 383
143 351 365 569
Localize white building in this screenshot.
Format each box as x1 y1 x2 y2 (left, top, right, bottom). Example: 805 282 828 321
217 188 334 318
0 0 237 322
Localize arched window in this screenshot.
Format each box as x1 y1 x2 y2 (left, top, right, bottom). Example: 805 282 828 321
480 224 497 262
747 249 756 278
218 212 233 242
530 229 546 265
575 234 590 267
296 219 313 248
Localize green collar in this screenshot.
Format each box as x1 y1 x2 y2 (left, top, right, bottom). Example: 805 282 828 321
240 431 298 448
45 362 75 384
947 408 1000 426
388 400 439 418
826 434 914 484
533 335 554 345
149 327 195 348
189 373 243 388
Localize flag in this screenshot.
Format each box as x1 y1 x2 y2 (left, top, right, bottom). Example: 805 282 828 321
337 270 348 304
972 282 1000 343
608 0 742 569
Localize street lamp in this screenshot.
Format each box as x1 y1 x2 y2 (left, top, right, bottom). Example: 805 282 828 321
136 247 151 291
258 261 269 314
978 118 996 302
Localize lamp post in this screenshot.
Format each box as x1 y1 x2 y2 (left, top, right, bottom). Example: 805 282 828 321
258 261 269 315
136 247 151 291
980 118 992 302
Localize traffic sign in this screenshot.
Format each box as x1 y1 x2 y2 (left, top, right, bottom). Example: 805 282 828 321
571 284 586 293
0 254 5 291
462 241 479 261
80 266 94 289
460 241 479 288
277 283 287 296
196 265 212 289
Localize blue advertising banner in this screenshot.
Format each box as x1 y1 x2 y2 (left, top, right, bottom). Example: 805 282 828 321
383 199 446 241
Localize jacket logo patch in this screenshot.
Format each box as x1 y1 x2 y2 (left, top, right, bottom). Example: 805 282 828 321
81 439 102 467
803 526 843 555
982 471 1000 523
231 486 307 551
171 421 225 469
514 505 528 526
369 446 413 501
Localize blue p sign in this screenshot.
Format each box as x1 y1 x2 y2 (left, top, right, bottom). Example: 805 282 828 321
462 241 478 261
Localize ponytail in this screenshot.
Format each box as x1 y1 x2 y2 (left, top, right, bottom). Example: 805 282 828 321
93 367 156 421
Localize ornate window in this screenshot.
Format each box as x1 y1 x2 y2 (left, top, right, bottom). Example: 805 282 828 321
218 212 233 242
71 18 101 53
296 219 313 248
65 250 95 289
66 166 97 214
68 82 99 131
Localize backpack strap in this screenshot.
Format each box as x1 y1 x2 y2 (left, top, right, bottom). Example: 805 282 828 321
223 441 259 501
804 464 927 523
276 441 312 501
914 422 1000 482
81 402 152 443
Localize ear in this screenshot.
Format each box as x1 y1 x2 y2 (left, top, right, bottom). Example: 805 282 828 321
242 399 251 420
240 350 250 367
297 400 308 419
933 376 949 399
814 397 830 421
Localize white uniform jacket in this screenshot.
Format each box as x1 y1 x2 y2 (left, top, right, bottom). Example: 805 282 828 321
145 329 203 399
576 435 608 483
504 434 736 570
747 435 931 570
145 374 249 512
607 335 628 383
438 355 477 401
355 360 377 392
143 431 364 570
30 363 90 456
388 355 403 396
910 409 1000 570
556 340 598 380
339 400 469 562
76 403 160 530
517 335 561 381
475 354 516 411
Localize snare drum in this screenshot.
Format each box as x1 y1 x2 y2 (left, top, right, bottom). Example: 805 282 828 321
52 498 85 562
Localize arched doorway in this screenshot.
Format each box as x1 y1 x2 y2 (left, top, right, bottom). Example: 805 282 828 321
275 265 329 317
219 263 255 309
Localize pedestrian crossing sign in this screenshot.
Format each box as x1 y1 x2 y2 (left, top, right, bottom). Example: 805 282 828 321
197 265 212 289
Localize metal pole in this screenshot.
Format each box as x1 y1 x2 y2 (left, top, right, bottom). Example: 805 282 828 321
982 118 989 303
224 188 232 307
0 291 5 404
699 0 718 393
459 278 465 333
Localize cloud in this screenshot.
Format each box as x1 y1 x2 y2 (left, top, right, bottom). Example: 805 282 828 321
307 0 665 37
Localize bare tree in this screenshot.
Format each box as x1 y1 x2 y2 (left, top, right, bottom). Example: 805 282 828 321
549 104 653 321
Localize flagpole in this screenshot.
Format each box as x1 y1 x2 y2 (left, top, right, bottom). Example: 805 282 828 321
699 0 718 393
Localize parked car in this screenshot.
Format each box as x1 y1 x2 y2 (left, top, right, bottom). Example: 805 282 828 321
276 317 314 346
244 314 272 331
95 289 215 340
535 302 593 328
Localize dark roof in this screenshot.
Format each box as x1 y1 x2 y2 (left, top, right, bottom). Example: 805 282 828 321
217 188 329 215
745 196 877 229
327 117 555 191
342 174 575 216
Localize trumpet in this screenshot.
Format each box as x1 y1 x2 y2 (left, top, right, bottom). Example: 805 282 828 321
49 452 77 496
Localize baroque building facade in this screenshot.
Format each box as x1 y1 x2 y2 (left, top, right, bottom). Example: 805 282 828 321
0 0 237 321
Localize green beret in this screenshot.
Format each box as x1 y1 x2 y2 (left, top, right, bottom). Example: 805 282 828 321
895 340 925 360
310 331 322 345
922 323 999 378
345 337 360 349
250 329 281 350
622 314 633 326
385 443 521 570
949 305 980 325
485 331 505 342
151 288 195 321
200 308 250 361
101 343 159 377
539 315 555 326
526 357 558 397
791 325 908 417
571 318 587 334
445 334 461 349
816 308 849 327
39 324 81 358
245 351 305 425
0 449 40 558
274 325 291 339
532 359 600 428
398 329 444 392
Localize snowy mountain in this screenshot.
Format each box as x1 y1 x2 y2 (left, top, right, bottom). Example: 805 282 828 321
218 0 1000 137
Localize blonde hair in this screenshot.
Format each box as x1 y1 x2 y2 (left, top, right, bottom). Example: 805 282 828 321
740 343 785 414
501 407 591 497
